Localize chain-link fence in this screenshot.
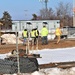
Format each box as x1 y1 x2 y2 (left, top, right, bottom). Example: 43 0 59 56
61 27 75 39
0 43 39 74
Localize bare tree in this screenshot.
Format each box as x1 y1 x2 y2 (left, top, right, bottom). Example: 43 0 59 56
39 8 55 20
55 2 73 27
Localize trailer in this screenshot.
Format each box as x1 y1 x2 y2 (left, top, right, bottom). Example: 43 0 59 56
12 20 60 39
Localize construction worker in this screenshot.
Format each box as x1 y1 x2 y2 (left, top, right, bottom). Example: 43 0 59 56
22 29 28 45
41 25 48 45
55 27 62 44
34 28 39 45
30 29 36 45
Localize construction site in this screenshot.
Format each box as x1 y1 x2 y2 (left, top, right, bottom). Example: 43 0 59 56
0 24 75 74
0 0 75 75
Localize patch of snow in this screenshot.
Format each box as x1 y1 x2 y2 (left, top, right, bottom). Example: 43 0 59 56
1 34 23 44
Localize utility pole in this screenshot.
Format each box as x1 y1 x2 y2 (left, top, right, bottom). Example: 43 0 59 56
45 0 48 19
39 0 49 19
45 0 48 11
39 0 48 10
73 0 75 27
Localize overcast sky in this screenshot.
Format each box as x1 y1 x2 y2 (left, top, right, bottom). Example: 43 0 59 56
0 0 73 20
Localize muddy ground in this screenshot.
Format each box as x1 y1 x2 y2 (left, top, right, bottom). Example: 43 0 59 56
0 39 75 54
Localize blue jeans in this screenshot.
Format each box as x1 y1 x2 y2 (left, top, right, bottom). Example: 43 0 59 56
23 37 27 45
42 36 48 45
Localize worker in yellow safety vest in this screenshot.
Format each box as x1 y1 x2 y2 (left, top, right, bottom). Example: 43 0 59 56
55 27 62 44
34 28 39 45
30 29 36 45
41 25 48 45
22 29 28 45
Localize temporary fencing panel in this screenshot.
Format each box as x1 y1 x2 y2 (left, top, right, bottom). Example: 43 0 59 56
0 59 17 74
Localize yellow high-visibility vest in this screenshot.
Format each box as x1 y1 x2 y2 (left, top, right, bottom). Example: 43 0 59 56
31 30 35 37
23 31 27 37
35 30 39 36
41 27 48 37
55 28 62 36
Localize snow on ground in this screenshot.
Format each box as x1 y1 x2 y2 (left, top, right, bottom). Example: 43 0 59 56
33 47 75 64
1 34 23 44
1 47 75 75
3 67 75 75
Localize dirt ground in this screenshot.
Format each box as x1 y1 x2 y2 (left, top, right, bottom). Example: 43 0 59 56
0 38 75 54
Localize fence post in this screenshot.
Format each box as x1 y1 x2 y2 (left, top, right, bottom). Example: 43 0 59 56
15 24 20 74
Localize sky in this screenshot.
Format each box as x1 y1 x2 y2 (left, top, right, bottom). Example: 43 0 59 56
0 0 73 20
